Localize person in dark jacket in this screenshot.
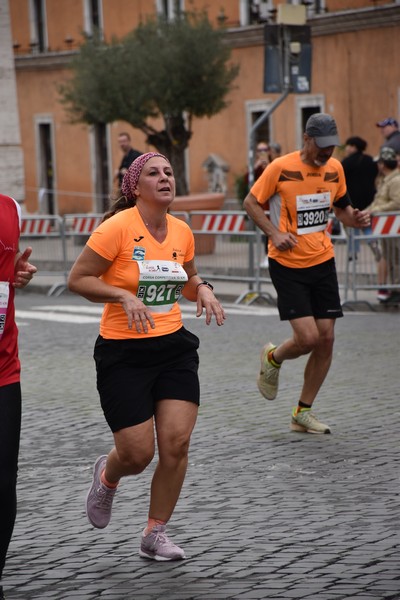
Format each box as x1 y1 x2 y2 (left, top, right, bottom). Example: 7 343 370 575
342 136 380 262
342 136 378 210
114 132 142 188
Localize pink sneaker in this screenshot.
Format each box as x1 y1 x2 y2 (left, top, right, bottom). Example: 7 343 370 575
139 525 186 561
86 455 116 529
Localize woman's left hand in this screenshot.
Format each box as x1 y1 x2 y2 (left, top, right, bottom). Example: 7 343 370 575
196 287 226 326
13 247 37 288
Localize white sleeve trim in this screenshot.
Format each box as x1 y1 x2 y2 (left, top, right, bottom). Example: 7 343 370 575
11 197 22 229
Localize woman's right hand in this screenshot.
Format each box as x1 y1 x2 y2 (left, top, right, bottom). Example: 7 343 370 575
68 246 155 333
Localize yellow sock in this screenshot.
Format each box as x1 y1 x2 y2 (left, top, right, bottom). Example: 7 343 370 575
268 350 281 368
295 405 311 416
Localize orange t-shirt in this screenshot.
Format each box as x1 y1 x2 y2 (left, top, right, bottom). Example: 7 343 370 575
251 151 348 268
87 207 194 339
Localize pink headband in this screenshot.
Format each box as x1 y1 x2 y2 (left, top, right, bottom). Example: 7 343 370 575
121 152 169 200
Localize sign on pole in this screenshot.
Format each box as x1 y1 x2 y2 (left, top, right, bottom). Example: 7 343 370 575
264 24 312 94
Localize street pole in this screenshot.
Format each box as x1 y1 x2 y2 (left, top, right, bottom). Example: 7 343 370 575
245 25 291 300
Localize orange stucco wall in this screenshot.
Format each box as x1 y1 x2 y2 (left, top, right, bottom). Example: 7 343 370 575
10 0 400 213
311 25 399 155
9 0 30 51
15 65 92 214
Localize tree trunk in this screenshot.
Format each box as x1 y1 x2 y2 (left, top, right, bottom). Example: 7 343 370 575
168 145 188 196
146 113 191 196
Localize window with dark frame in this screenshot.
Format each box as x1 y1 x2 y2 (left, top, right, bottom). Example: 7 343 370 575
252 111 270 148
31 0 46 52
38 123 54 214
89 0 101 29
158 0 183 20
301 106 321 134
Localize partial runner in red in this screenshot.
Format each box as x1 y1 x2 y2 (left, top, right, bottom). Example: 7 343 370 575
0 194 37 600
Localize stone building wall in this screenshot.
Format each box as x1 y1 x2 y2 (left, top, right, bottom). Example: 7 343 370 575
0 1 24 202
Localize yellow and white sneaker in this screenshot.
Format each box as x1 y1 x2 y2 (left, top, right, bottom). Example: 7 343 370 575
257 342 280 400
290 407 331 434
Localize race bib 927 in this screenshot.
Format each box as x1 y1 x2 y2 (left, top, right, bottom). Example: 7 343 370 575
136 260 187 313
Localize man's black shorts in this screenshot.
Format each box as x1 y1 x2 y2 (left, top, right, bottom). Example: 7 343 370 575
94 327 200 432
268 257 343 321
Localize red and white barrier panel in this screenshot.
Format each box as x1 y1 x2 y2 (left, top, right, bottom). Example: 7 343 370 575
326 216 344 236
21 218 53 235
371 214 400 236
69 215 103 234
198 214 246 233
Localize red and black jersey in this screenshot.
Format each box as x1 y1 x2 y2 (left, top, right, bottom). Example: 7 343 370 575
0 194 21 386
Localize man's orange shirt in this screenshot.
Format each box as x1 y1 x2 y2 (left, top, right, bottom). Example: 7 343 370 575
251 151 347 268
87 207 194 339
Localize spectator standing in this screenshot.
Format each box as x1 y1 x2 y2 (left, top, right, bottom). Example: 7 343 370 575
0 195 37 600
244 140 281 194
253 141 282 268
68 153 225 561
341 136 380 261
114 132 142 189
376 117 400 154
253 141 270 180
342 136 378 210
368 146 400 305
243 113 371 434
268 142 282 162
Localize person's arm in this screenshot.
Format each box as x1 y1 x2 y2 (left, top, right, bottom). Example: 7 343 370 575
13 246 37 288
331 182 371 229
334 204 371 228
68 245 155 333
181 259 225 326
243 192 298 251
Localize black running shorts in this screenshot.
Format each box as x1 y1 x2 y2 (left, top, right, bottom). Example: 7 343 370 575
268 257 343 321
94 327 200 432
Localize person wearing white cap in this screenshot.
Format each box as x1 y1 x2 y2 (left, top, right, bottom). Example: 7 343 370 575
244 113 371 434
376 117 400 154
369 146 400 305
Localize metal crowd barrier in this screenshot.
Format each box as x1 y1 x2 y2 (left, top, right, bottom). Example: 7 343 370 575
55 213 105 296
344 211 400 309
188 211 350 305
185 210 275 304
20 214 68 296
20 210 400 305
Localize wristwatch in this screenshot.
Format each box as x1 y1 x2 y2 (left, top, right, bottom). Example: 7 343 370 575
196 280 214 291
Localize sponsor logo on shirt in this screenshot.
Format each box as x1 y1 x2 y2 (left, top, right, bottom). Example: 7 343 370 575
133 246 145 261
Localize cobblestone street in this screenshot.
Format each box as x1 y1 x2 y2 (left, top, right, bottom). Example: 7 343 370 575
3 293 400 600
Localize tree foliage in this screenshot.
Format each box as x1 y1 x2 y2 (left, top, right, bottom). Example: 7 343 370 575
59 10 239 195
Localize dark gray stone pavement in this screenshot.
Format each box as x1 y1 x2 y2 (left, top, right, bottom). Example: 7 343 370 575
3 290 400 600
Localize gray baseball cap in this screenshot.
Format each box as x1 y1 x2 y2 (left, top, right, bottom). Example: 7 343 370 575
305 113 340 148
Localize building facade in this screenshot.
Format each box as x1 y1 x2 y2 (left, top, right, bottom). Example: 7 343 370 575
7 0 400 213
0 1 24 202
